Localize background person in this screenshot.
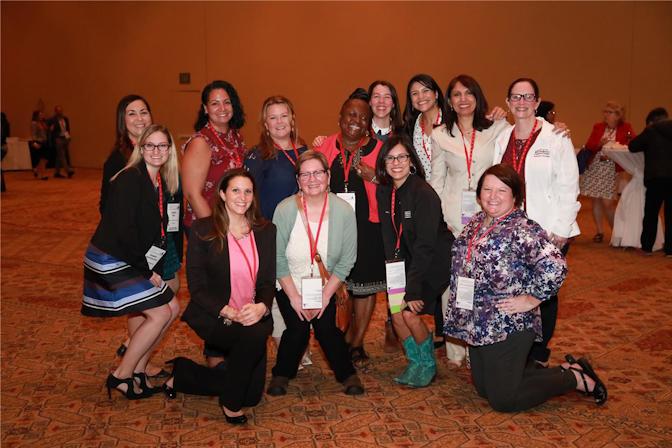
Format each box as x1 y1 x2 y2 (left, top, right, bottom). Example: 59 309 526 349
628 107 672 256
444 164 607 412
581 101 636 242
49 104 74 178
29 110 49 180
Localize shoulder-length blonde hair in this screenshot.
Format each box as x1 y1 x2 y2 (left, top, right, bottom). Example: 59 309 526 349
113 124 179 194
202 168 266 252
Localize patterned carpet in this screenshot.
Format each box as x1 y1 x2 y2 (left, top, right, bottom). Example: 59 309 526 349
2 169 671 447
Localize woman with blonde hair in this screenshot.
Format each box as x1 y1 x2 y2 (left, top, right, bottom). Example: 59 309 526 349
581 101 636 242
82 124 181 399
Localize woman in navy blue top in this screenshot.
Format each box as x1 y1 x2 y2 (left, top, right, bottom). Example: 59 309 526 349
244 95 308 220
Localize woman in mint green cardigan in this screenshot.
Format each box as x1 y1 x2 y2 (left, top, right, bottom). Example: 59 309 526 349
267 151 364 396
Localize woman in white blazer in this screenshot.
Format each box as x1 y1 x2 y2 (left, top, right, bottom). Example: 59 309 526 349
492 77 580 368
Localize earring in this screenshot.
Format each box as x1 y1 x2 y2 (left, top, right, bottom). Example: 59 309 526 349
410 165 417 175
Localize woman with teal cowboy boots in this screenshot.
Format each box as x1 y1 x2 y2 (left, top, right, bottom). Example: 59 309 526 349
375 134 454 387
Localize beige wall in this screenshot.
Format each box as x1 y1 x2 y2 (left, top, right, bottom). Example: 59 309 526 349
2 1 671 168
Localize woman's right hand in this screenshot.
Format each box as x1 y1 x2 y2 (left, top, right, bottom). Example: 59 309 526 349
149 272 163 288
290 295 310 321
219 305 239 321
312 135 326 149
404 299 424 314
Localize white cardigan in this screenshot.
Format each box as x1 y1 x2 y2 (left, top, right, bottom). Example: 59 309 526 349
493 118 581 238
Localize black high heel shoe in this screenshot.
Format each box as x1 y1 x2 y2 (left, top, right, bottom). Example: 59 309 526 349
162 378 176 400
133 372 162 396
105 374 148 400
565 354 608 405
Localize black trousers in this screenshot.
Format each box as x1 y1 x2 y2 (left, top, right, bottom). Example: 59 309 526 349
469 331 576 412
529 243 569 363
642 178 672 254
272 288 355 383
173 317 272 411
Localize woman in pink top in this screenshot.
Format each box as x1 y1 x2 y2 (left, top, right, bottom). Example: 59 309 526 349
164 169 276 425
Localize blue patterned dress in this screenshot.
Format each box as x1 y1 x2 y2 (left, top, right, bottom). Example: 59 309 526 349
443 209 567 346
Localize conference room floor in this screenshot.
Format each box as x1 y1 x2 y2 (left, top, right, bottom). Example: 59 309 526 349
2 169 671 447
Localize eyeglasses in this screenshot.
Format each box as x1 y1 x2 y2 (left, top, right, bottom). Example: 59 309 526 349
508 93 537 102
298 169 327 181
384 154 411 164
142 143 170 152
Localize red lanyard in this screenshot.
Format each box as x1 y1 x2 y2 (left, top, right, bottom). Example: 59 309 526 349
231 231 258 289
155 172 166 241
207 122 242 166
274 141 300 166
511 119 539 174
337 133 366 185
391 187 403 254
419 110 442 161
465 210 514 264
301 193 329 263
458 124 477 186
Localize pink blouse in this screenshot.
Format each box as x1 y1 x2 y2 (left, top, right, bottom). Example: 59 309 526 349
227 232 258 310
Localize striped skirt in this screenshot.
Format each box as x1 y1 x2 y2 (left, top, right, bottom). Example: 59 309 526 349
81 245 173 317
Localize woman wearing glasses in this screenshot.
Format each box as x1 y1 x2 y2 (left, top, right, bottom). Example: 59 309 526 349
101 95 183 379
376 135 454 388
183 80 246 367
82 124 181 400
315 92 386 366
267 151 363 396
493 78 580 369
580 101 636 243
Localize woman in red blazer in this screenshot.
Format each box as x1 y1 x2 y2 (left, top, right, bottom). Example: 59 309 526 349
580 101 636 242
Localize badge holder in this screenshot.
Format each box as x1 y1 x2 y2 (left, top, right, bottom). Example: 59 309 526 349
145 245 166 270
166 203 180 232
301 275 323 310
385 258 406 314
460 190 478 226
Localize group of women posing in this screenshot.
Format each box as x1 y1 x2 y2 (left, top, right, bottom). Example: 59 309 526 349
81 74 607 424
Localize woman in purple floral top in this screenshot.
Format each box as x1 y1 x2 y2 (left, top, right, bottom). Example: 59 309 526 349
444 164 607 411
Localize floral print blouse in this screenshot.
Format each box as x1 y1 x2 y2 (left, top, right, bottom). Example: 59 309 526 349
443 209 567 346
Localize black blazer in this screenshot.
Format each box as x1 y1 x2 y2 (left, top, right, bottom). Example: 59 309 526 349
91 164 166 278
377 174 454 302
182 218 276 340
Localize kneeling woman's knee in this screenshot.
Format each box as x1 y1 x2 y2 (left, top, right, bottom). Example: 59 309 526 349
488 394 519 413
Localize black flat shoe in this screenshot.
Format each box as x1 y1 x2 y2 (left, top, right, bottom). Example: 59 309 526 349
116 343 127 357
266 375 288 396
222 409 247 425
565 354 608 405
133 372 161 395
106 374 149 400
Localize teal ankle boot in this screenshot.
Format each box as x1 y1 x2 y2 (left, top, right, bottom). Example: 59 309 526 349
406 336 436 388
394 336 420 385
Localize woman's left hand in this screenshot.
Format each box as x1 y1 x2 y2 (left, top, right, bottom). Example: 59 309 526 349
314 291 333 320
548 233 568 249
404 299 424 314
355 161 376 183
236 303 267 326
497 295 541 314
552 121 571 138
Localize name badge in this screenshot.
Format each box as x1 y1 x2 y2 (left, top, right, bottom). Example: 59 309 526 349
456 276 475 310
145 245 166 270
301 276 323 310
337 192 356 212
385 259 406 314
460 190 478 225
167 203 180 232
